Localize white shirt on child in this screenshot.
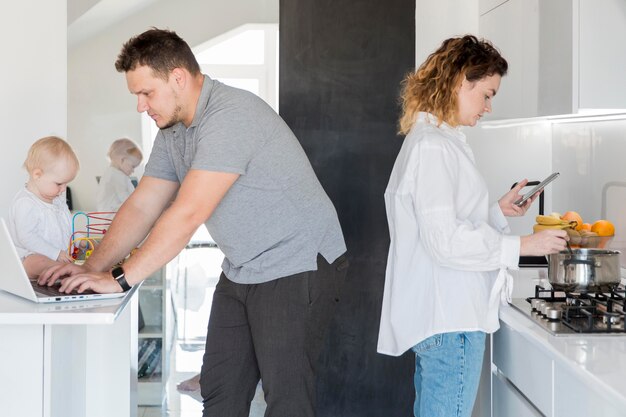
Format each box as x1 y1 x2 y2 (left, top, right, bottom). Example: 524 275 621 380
96 166 135 212
8 187 72 261
377 112 521 357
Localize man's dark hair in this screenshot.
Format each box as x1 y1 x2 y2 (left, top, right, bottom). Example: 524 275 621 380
115 28 201 79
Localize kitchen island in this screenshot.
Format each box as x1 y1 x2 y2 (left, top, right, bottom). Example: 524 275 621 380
0 286 139 417
487 269 626 417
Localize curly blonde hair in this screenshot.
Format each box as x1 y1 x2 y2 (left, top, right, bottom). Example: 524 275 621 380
398 35 508 134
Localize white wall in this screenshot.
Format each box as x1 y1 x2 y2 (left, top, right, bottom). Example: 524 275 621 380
0 0 67 218
68 0 279 210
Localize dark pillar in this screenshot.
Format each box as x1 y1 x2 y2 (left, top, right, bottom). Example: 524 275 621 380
279 1 415 416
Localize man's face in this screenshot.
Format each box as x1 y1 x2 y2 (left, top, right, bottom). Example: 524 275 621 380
126 65 183 129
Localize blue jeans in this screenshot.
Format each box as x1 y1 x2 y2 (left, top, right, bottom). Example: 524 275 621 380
411 331 486 417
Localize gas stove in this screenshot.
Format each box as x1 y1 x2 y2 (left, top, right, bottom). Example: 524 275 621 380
509 285 626 336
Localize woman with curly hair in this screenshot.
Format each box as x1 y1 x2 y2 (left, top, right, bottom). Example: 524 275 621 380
377 35 567 417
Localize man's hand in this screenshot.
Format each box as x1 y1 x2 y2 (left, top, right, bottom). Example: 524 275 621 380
58 271 123 294
38 263 87 286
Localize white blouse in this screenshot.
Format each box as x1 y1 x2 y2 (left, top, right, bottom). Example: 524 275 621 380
96 166 135 212
8 187 72 261
377 112 520 357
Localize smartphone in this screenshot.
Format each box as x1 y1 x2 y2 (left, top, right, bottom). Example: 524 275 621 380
514 172 560 207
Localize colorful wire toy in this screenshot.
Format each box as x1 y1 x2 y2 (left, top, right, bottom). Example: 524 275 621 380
68 211 116 260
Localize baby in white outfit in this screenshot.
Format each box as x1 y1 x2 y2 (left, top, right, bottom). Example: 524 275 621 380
96 138 143 212
8 136 79 278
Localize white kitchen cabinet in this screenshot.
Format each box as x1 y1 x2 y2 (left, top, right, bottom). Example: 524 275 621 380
480 0 626 120
0 289 139 417
554 361 625 417
488 305 626 417
479 0 509 20
492 321 552 415
479 0 540 120
492 371 543 417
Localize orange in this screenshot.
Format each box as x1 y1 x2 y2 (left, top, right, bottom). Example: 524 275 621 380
580 223 592 231
591 220 615 237
561 211 583 231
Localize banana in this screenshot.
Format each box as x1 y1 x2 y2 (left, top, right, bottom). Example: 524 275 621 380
536 215 572 226
533 223 574 233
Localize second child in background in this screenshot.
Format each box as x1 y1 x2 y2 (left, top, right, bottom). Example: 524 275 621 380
96 138 143 212
8 136 80 278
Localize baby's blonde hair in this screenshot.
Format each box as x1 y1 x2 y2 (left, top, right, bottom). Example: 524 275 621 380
24 136 80 174
108 138 143 165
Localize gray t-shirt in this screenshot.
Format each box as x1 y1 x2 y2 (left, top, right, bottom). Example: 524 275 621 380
144 76 346 284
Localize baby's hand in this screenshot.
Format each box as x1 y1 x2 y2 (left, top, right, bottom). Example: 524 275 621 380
57 250 73 263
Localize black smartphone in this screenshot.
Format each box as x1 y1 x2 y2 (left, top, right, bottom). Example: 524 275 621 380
514 172 560 207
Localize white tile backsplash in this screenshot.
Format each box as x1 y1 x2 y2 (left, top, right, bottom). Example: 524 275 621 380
552 118 626 265
467 117 626 252
466 121 553 236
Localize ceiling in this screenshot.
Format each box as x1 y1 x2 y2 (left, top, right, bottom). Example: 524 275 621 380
67 0 159 46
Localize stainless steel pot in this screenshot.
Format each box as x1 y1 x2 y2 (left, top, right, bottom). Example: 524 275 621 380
548 249 621 292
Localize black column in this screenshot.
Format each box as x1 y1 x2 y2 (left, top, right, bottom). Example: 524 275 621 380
279 1 415 416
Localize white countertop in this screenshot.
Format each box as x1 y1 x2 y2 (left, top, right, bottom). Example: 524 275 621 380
500 302 626 408
0 285 138 325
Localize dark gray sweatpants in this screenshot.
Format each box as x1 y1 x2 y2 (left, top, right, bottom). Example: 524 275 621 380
200 253 349 417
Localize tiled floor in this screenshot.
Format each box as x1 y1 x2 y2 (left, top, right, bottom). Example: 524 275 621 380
138 236 267 417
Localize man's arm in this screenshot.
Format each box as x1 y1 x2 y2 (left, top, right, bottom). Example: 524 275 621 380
118 169 239 285
51 170 238 294
84 176 180 272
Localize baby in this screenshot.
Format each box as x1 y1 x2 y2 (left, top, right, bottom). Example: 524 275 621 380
96 138 143 212
8 136 80 278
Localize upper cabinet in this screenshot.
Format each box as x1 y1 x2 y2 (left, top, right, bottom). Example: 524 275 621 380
479 0 626 121
479 0 508 16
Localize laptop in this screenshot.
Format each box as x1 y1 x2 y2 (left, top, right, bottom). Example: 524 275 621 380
0 218 126 303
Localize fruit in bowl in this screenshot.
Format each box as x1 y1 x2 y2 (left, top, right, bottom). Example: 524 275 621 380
532 214 615 249
561 211 583 231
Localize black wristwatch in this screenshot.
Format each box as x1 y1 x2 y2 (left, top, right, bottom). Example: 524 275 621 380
111 266 132 292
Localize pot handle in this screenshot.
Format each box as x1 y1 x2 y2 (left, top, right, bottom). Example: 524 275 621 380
563 258 595 267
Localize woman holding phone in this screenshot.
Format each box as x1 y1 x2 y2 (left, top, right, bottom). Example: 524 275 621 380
377 35 567 417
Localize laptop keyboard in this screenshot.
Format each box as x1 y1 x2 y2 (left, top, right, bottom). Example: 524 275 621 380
30 280 95 296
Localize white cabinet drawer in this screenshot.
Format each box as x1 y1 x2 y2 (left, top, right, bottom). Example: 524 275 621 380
554 361 625 417
493 321 552 415
493 371 543 417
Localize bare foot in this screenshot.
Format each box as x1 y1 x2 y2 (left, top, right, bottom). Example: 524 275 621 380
177 373 201 392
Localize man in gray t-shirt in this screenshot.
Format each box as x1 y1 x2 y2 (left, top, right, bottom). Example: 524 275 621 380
146 75 345 284
40 29 347 417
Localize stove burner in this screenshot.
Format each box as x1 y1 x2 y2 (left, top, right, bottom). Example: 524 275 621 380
524 285 626 334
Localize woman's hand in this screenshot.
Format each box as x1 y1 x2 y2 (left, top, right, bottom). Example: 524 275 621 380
520 229 568 256
499 179 539 217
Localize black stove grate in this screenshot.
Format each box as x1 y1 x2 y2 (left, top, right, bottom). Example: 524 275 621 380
527 285 626 334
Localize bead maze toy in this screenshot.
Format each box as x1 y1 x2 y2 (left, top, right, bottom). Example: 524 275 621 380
68 211 116 262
